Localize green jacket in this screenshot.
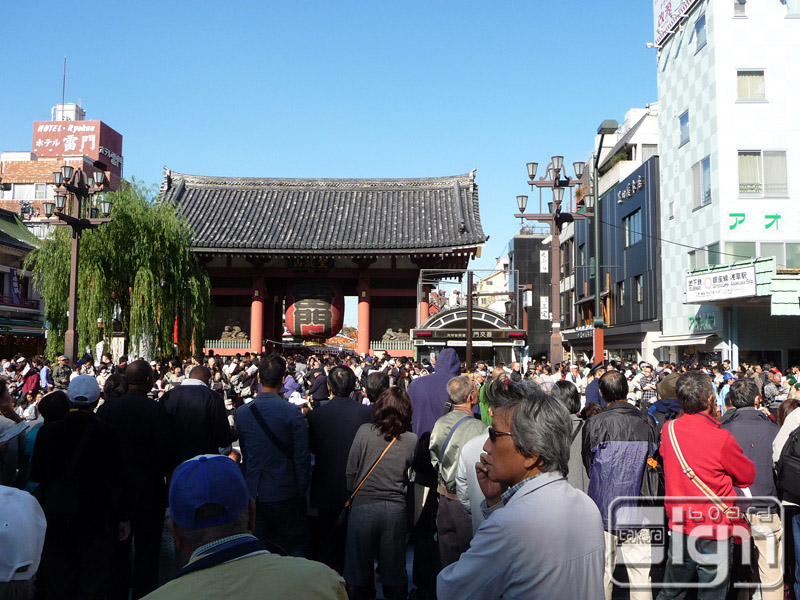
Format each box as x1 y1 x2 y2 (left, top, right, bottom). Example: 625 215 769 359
53 364 71 390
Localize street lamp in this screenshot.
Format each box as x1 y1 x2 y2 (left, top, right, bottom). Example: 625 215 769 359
48 165 114 364
513 156 586 364
590 119 620 364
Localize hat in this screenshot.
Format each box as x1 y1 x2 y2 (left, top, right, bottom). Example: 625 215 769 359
589 361 605 376
0 487 46 582
169 454 250 529
657 372 680 400
723 372 737 381
364 357 373 363
389 359 396 366
67 375 101 405
57 355 67 362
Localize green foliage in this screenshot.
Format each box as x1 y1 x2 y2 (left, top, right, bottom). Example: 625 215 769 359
25 179 210 359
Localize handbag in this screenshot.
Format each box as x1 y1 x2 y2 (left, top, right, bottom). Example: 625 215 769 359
335 436 397 530
666 421 749 529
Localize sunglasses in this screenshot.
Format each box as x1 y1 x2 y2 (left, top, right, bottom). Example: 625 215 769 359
488 427 513 443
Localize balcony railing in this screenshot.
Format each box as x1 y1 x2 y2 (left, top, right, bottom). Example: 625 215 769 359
0 296 39 310
370 340 413 351
204 338 251 349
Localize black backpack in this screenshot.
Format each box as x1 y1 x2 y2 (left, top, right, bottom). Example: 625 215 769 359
777 426 800 502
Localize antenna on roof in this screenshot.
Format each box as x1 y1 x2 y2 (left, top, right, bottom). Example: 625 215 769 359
62 56 66 109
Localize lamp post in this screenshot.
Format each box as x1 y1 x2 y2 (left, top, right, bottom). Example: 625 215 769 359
514 157 583 364
590 119 620 364
43 164 114 364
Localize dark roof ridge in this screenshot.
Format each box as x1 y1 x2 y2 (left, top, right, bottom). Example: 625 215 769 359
162 167 476 190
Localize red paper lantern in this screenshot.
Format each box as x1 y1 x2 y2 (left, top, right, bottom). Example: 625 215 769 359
285 280 344 339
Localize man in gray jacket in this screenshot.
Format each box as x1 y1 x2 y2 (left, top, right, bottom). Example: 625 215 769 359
438 380 605 599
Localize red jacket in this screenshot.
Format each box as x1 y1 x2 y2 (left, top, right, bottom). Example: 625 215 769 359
661 412 755 539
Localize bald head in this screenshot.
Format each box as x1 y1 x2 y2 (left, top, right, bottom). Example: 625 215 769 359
126 359 153 389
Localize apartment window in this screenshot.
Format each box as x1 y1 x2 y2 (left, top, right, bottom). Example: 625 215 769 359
788 244 800 269
12 183 35 201
734 0 746 17
623 209 643 247
727 241 756 261
618 281 625 307
642 144 658 162
692 156 712 208
707 242 722 266
635 275 643 303
689 249 708 271
738 150 788 196
737 70 765 100
695 14 707 52
679 111 690 146
578 244 586 267
34 183 48 200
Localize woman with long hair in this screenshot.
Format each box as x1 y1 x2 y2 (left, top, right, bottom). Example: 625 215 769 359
344 387 418 600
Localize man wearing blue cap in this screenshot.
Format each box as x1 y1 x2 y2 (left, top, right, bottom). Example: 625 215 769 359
144 454 346 600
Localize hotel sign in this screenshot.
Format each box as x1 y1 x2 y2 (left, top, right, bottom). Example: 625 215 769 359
654 0 700 45
685 266 757 303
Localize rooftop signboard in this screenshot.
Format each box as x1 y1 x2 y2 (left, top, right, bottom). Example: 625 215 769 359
654 0 700 45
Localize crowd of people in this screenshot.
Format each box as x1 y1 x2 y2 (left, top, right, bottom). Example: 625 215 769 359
2 347 800 599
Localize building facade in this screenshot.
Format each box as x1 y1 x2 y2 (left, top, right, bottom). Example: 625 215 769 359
0 103 123 238
508 234 551 361
655 0 800 366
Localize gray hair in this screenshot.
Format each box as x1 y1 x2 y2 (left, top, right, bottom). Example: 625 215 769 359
173 504 250 552
491 379 571 477
447 375 474 405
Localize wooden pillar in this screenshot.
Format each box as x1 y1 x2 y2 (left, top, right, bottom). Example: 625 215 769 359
250 276 265 354
357 277 371 356
418 284 431 327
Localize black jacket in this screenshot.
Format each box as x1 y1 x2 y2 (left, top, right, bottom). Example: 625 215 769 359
583 402 660 473
31 409 128 531
160 383 234 467
307 396 372 510
720 406 779 508
97 389 172 509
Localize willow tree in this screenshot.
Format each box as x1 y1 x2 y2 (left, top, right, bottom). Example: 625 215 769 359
25 179 210 359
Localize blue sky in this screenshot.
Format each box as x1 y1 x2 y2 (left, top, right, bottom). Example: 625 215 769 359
2 1 657 324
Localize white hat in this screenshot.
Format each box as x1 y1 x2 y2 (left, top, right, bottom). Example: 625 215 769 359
0 487 46 582
67 374 101 405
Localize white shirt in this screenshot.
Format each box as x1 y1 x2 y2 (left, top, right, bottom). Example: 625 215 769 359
456 432 490 535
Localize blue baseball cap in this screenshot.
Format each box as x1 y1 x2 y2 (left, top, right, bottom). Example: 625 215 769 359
169 454 250 529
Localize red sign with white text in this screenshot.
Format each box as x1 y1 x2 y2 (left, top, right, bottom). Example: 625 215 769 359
32 120 123 178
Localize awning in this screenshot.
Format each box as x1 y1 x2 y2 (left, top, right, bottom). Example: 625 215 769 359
651 333 717 348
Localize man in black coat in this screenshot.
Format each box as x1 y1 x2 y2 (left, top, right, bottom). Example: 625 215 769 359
97 359 172 599
160 365 234 466
307 365 372 573
720 378 782 596
31 375 130 600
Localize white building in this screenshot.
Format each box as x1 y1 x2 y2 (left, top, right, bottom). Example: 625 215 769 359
655 0 800 367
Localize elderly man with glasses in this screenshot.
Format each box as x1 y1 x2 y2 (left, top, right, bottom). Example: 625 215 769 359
438 380 605 599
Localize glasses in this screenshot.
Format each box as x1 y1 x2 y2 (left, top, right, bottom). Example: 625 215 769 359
488 427 513 444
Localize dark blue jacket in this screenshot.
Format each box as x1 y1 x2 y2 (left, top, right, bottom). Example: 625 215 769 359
582 401 660 529
585 378 604 407
236 392 311 503
307 396 372 510
408 348 462 436
720 406 779 509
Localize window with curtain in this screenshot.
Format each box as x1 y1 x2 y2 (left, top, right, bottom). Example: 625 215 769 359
642 144 658 162
738 151 762 194
737 70 765 100
679 111 690 146
734 0 746 16
764 151 788 196
695 15 707 51
692 156 712 208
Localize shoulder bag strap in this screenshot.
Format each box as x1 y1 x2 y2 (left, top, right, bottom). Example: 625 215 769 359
439 415 473 459
666 420 739 518
344 437 397 509
571 420 584 443
248 402 293 461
